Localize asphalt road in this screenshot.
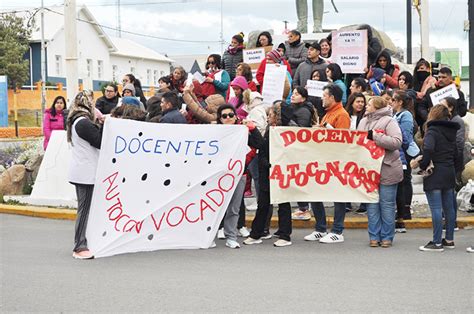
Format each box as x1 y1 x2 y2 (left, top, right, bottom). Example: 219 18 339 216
1 214 473 313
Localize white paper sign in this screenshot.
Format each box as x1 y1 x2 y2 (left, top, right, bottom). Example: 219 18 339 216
306 80 327 97
261 64 287 104
243 48 266 65
192 71 205 84
86 118 248 258
332 30 368 74
429 83 460 105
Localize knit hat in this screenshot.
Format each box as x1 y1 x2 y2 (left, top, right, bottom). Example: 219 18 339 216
266 49 283 63
230 76 249 90
122 96 141 107
123 83 136 96
205 94 226 114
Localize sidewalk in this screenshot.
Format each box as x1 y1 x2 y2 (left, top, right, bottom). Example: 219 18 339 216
1 202 473 229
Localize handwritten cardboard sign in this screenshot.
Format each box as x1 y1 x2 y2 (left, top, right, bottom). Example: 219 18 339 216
331 30 368 74
429 83 460 105
306 80 327 97
86 118 248 257
243 46 273 70
261 64 287 105
269 127 384 204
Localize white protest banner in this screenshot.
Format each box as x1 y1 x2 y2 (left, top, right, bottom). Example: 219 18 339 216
86 118 248 258
306 80 327 97
269 127 385 204
261 64 287 105
429 83 460 105
331 30 368 73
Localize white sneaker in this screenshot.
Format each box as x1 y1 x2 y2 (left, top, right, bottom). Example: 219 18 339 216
225 239 241 249
217 228 225 239
210 241 216 248
304 231 328 241
243 237 262 245
466 246 474 253
273 239 292 247
319 232 344 243
246 203 258 211
238 227 250 237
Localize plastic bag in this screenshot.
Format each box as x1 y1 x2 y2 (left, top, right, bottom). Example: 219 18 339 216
456 179 474 211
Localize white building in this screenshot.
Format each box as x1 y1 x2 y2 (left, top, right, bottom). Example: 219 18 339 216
25 5 173 90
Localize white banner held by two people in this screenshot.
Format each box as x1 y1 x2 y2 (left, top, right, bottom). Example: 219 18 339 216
269 127 385 204
261 63 287 105
331 30 368 74
86 118 248 258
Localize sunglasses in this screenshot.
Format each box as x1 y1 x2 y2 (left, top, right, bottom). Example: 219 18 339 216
208 61 215 65
221 113 235 119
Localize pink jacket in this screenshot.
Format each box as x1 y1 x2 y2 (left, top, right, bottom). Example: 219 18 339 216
43 108 65 150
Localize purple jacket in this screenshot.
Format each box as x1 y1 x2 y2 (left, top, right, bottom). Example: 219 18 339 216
43 108 65 150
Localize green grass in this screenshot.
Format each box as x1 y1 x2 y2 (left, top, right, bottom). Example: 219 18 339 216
7 110 42 128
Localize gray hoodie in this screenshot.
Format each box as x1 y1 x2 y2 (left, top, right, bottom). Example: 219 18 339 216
292 58 327 89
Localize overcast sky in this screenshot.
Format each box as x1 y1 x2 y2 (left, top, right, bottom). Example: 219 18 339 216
2 0 470 64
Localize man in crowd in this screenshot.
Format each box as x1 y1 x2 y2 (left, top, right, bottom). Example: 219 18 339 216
292 41 327 89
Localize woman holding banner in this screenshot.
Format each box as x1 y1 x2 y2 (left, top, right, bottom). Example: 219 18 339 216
357 96 403 248
67 90 102 259
216 104 263 248
244 101 295 247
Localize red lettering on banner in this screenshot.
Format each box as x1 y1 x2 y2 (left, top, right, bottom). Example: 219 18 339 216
270 160 380 193
166 207 185 227
278 128 384 160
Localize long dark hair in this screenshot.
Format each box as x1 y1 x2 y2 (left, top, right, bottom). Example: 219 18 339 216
216 104 237 124
256 31 273 47
442 96 459 117
393 89 415 117
49 96 67 117
327 63 343 81
125 73 143 90
206 54 222 70
345 92 366 116
398 71 414 89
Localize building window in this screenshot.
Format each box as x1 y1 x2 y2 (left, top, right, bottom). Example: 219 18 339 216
147 69 152 86
130 67 135 74
97 60 103 79
153 70 158 86
112 65 118 82
55 55 62 76
87 59 93 78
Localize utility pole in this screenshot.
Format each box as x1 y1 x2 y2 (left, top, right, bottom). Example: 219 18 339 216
406 0 412 64
420 0 430 59
469 0 473 108
40 0 46 122
117 0 121 37
64 0 78 104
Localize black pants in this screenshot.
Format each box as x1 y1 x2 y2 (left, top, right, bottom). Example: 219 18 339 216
396 162 413 220
73 183 94 252
237 197 246 229
249 188 292 241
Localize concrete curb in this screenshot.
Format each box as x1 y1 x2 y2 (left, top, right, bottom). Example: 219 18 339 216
2 204 474 229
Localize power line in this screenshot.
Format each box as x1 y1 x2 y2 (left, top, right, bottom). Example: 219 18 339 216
44 7 222 44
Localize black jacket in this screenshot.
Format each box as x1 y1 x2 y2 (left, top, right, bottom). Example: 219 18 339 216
419 85 467 124
420 120 460 191
290 101 314 127
95 96 119 114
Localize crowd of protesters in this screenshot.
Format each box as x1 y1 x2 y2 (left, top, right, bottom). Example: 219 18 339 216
53 30 473 259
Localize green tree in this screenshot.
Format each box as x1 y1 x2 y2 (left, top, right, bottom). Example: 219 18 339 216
0 13 32 91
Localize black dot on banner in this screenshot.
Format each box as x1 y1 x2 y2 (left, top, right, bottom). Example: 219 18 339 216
112 158 116 163
208 160 212 164
146 200 150 204
201 181 207 186
148 234 153 241
138 132 143 137
184 160 188 163
141 173 148 181
165 163 170 168
207 226 211 232
164 179 171 186
122 177 126 183
102 231 107 237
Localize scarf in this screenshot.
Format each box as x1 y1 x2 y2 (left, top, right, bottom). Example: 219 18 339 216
289 38 301 47
66 90 96 143
227 45 244 55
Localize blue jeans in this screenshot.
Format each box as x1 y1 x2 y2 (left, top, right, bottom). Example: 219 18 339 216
310 202 346 234
425 189 455 244
366 184 398 242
